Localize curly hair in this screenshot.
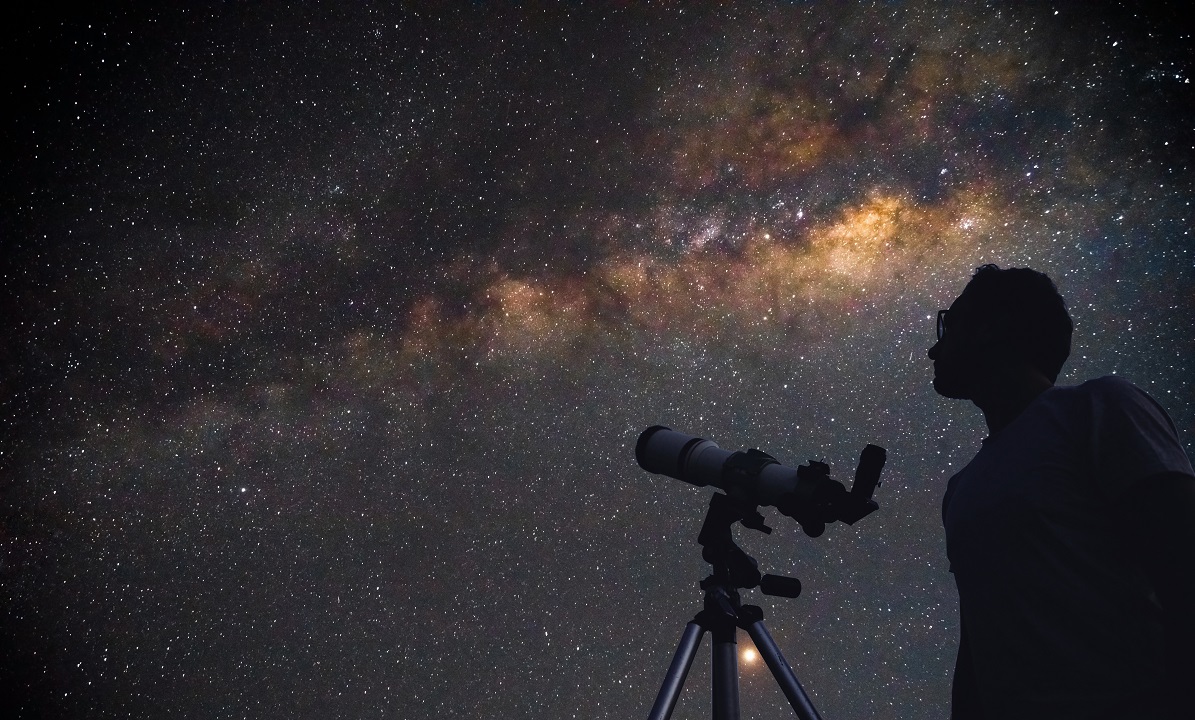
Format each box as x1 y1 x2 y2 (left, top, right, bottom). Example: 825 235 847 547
961 264 1073 383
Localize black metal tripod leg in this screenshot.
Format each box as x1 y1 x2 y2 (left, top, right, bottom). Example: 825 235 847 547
648 622 706 720
711 624 740 720
744 620 823 720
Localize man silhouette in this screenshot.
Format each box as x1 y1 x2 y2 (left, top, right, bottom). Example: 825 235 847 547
928 264 1195 720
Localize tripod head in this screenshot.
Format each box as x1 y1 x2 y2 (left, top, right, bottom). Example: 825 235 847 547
698 491 804 599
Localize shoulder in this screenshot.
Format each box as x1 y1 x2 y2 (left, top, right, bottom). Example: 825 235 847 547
1076 374 1142 395
1069 376 1194 493
1072 374 1186 446
1080 374 1171 408
1053 374 1183 442
1072 375 1160 410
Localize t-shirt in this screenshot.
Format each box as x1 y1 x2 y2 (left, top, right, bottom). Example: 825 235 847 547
941 375 1194 719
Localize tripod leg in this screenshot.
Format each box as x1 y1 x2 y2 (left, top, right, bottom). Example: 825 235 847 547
744 620 823 720
648 622 705 720
711 624 740 720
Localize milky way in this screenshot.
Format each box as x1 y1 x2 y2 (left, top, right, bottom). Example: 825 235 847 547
3 3 1192 718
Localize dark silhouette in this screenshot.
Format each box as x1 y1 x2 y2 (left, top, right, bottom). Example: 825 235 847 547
928 265 1195 720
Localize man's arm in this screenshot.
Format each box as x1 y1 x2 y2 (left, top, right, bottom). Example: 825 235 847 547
1125 470 1195 718
950 611 983 720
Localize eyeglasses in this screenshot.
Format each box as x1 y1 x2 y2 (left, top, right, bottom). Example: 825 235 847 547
936 309 948 340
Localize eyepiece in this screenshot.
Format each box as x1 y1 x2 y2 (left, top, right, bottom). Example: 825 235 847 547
851 444 887 501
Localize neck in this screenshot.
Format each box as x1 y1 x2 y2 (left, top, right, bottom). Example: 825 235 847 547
973 368 1054 436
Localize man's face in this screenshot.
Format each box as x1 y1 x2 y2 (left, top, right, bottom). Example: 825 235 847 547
927 293 986 399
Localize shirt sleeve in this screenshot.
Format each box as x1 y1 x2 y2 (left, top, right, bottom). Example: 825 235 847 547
1086 376 1195 499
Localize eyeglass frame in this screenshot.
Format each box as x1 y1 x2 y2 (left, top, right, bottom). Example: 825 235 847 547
936 309 949 340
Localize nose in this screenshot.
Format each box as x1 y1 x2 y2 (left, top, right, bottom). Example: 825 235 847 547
928 339 941 360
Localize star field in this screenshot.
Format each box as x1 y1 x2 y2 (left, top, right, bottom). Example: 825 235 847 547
2 3 1193 719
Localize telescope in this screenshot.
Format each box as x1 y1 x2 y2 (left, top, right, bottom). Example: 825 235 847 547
635 426 887 720
636 425 886 537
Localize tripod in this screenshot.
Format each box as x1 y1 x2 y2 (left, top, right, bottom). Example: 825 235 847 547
648 492 824 720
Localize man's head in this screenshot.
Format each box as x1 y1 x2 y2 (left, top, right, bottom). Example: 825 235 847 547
928 264 1072 399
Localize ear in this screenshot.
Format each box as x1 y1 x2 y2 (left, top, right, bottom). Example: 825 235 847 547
969 313 1017 360
976 310 1015 344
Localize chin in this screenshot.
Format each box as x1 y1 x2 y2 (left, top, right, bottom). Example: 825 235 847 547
932 375 971 400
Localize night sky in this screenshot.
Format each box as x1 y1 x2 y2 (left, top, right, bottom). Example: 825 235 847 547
3 2 1193 718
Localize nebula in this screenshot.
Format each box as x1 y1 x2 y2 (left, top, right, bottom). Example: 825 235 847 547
3 3 1191 719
